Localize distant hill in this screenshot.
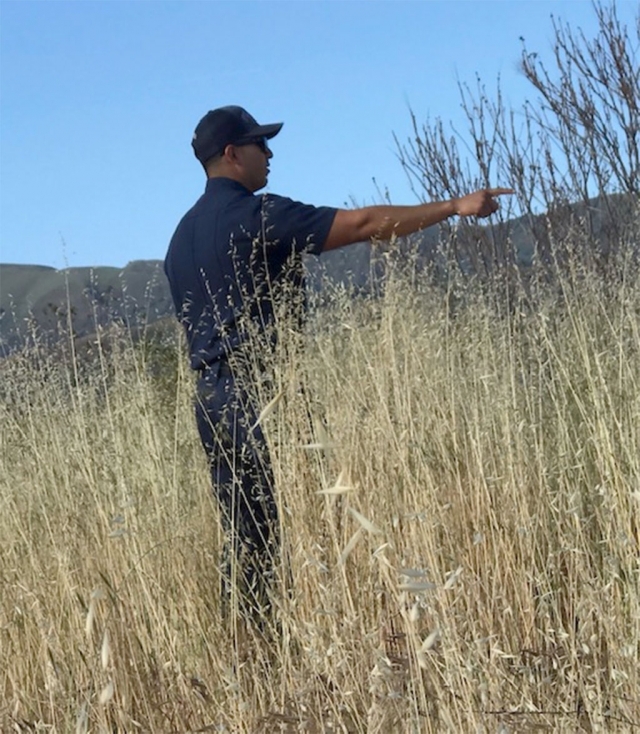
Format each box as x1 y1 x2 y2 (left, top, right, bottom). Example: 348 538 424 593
0 260 173 354
2 193 636 356
0 244 383 355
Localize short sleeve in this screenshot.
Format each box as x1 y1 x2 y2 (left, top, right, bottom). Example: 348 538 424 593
259 194 337 256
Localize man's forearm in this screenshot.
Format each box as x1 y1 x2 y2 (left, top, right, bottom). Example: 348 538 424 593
323 187 513 252
358 200 458 241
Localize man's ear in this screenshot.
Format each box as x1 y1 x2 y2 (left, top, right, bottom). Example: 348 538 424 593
223 144 239 164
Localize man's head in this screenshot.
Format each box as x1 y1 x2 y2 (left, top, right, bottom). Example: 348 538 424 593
192 105 283 191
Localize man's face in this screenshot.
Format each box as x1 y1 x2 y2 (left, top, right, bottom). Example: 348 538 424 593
234 139 273 192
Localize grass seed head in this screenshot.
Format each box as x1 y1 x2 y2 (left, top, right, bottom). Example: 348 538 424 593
421 628 441 652
348 507 382 535
339 528 363 565
85 601 96 639
317 468 354 494
99 680 114 705
251 389 284 429
100 629 111 670
443 566 463 590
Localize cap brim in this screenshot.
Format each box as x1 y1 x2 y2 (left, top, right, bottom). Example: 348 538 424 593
236 122 283 143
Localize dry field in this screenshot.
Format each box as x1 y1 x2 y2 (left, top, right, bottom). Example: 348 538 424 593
2 239 640 732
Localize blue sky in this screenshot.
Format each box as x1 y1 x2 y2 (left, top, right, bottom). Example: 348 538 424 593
1 0 636 269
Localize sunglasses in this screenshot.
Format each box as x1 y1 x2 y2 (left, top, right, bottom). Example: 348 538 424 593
242 136 270 154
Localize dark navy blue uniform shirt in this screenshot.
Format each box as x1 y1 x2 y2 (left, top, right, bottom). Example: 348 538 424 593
164 177 337 370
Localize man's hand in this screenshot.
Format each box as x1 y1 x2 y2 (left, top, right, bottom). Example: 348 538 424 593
452 188 514 218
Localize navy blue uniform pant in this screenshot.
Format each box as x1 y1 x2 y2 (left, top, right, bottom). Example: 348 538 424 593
194 362 279 617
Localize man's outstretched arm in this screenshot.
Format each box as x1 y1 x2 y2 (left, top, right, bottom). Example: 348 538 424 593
323 188 514 252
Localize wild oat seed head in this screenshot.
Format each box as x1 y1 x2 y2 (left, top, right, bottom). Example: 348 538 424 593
85 601 96 638
339 528 363 566
443 566 463 590
99 680 114 705
348 507 382 535
421 628 441 652
101 629 111 670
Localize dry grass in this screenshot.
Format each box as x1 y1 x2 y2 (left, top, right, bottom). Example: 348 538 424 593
2 227 640 732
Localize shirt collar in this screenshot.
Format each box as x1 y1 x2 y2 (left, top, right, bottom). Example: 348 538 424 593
205 177 252 195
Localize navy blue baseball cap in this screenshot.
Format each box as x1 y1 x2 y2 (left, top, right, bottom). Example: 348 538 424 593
191 105 283 163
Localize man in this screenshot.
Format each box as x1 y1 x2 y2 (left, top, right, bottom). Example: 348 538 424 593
164 105 512 620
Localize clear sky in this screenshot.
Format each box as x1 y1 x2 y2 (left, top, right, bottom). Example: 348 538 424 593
1 0 636 269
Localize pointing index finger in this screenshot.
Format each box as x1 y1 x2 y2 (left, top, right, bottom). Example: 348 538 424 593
488 188 515 196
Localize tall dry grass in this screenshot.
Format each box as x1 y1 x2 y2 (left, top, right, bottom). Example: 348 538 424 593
2 223 640 732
